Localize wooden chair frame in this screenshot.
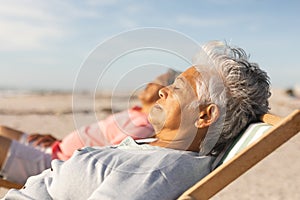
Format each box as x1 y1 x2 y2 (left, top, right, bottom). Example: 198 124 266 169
0 177 22 189
178 109 300 200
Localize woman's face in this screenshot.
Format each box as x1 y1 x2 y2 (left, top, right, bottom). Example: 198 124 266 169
148 67 201 141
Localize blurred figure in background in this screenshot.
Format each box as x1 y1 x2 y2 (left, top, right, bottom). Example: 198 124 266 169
0 69 180 184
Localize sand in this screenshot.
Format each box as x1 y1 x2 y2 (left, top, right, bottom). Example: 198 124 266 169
0 88 299 199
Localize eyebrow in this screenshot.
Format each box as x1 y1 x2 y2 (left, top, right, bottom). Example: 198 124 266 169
175 77 184 83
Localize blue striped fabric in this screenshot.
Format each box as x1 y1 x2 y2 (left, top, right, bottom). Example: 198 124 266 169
221 123 272 164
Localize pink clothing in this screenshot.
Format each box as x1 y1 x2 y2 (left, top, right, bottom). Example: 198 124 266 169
52 107 154 160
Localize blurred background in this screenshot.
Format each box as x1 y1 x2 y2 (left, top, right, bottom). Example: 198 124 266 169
0 0 300 93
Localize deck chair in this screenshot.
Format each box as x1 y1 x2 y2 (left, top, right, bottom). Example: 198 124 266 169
178 109 300 200
0 177 22 189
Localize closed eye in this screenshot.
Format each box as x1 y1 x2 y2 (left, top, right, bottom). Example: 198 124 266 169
173 77 185 90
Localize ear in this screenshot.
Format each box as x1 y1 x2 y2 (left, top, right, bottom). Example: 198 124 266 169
194 104 220 129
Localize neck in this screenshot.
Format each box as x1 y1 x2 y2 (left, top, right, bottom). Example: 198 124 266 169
149 128 207 152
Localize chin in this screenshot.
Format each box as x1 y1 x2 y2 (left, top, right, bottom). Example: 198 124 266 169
149 106 166 132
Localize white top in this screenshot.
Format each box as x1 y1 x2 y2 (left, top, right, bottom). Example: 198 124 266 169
3 137 214 200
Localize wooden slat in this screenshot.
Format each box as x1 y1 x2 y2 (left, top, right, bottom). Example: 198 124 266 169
0 178 23 189
260 113 283 125
178 110 300 200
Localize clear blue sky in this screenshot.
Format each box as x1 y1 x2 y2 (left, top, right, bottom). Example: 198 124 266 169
0 0 299 91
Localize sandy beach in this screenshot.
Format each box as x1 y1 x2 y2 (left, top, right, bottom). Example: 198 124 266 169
0 88 299 199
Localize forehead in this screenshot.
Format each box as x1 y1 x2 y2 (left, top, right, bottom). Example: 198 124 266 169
179 67 201 93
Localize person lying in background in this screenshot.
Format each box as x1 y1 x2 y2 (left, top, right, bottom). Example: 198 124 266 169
2 41 270 200
0 69 180 184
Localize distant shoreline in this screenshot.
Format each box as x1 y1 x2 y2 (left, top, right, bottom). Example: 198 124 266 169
0 88 140 98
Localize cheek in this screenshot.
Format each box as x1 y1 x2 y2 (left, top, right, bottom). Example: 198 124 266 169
149 106 167 132
164 101 182 128
172 93 199 127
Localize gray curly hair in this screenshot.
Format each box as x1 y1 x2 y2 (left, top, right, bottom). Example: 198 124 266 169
193 41 271 156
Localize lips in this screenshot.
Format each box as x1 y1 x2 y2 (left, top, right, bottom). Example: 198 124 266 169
153 103 162 110
149 102 166 131
149 103 163 122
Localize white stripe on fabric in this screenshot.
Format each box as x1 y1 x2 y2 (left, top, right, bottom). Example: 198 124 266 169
222 123 272 163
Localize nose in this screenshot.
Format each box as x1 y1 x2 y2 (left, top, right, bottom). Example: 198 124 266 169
158 87 168 99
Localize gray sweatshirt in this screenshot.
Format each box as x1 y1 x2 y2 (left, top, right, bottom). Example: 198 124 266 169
2 137 214 200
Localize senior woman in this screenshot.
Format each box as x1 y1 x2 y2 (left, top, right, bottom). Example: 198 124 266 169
2 41 270 200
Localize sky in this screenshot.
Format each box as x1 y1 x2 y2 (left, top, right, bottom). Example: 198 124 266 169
0 0 299 92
